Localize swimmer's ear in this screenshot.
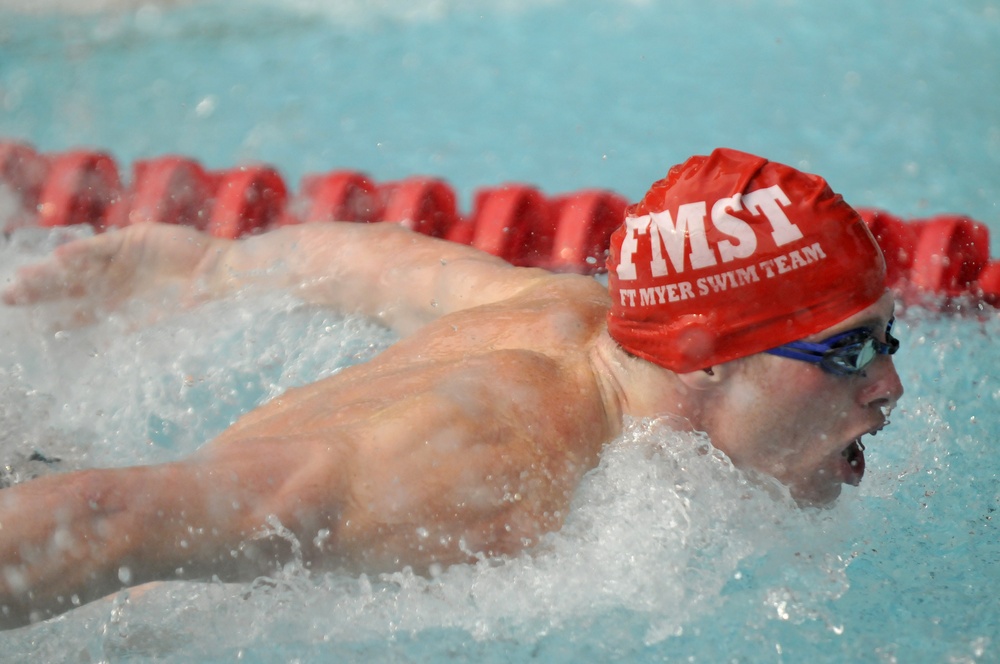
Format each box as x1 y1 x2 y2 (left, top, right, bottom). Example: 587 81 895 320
674 366 726 390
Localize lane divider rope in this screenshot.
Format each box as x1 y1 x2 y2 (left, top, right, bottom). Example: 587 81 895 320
1 140 996 310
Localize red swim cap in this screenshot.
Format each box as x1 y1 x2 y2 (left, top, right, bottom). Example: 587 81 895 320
606 148 886 372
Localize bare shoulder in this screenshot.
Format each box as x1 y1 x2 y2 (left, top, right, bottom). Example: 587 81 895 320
482 269 611 317
388 271 609 365
483 271 611 340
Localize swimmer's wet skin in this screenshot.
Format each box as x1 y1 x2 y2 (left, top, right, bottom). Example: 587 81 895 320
0 148 902 628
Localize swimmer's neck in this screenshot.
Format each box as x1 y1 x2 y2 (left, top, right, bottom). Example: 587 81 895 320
590 332 696 434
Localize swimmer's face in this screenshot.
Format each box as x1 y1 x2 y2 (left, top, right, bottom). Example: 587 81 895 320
707 291 903 505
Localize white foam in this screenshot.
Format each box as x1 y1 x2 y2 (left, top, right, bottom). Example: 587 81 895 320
7 418 859 659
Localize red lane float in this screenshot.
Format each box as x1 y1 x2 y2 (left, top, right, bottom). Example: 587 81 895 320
207 165 287 239
377 177 459 239
2 140 998 309
908 215 990 298
444 216 477 246
36 150 121 230
548 190 628 274
107 156 216 229
467 184 553 266
859 208 918 289
976 261 1000 306
860 207 995 307
0 141 49 232
282 170 381 226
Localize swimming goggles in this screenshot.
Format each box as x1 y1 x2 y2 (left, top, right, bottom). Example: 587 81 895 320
764 319 899 376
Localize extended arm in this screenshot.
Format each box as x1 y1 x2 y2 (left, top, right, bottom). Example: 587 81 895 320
2 221 551 336
199 221 552 335
0 437 340 629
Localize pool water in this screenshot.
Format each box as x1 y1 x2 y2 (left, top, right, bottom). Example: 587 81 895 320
1 1 999 662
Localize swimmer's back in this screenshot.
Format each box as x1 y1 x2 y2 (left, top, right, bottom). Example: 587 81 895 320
197 272 615 571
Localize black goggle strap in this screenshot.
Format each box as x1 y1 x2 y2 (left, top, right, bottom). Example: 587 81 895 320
882 319 900 354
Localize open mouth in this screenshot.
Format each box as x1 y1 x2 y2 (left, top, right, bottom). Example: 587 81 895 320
841 438 866 486
839 419 889 488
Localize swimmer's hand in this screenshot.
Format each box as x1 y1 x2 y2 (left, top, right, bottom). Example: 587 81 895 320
1 223 224 314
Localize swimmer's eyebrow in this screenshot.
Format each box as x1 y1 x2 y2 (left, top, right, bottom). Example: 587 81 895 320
855 314 891 331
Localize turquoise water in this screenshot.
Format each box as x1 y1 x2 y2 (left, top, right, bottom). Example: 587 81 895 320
1 1 999 662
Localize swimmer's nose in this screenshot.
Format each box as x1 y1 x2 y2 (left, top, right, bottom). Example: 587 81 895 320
859 354 904 410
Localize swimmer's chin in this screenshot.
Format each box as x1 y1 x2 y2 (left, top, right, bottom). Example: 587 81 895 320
789 480 846 508
735 468 842 508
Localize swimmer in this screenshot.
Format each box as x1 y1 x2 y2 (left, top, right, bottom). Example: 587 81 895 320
0 148 903 628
